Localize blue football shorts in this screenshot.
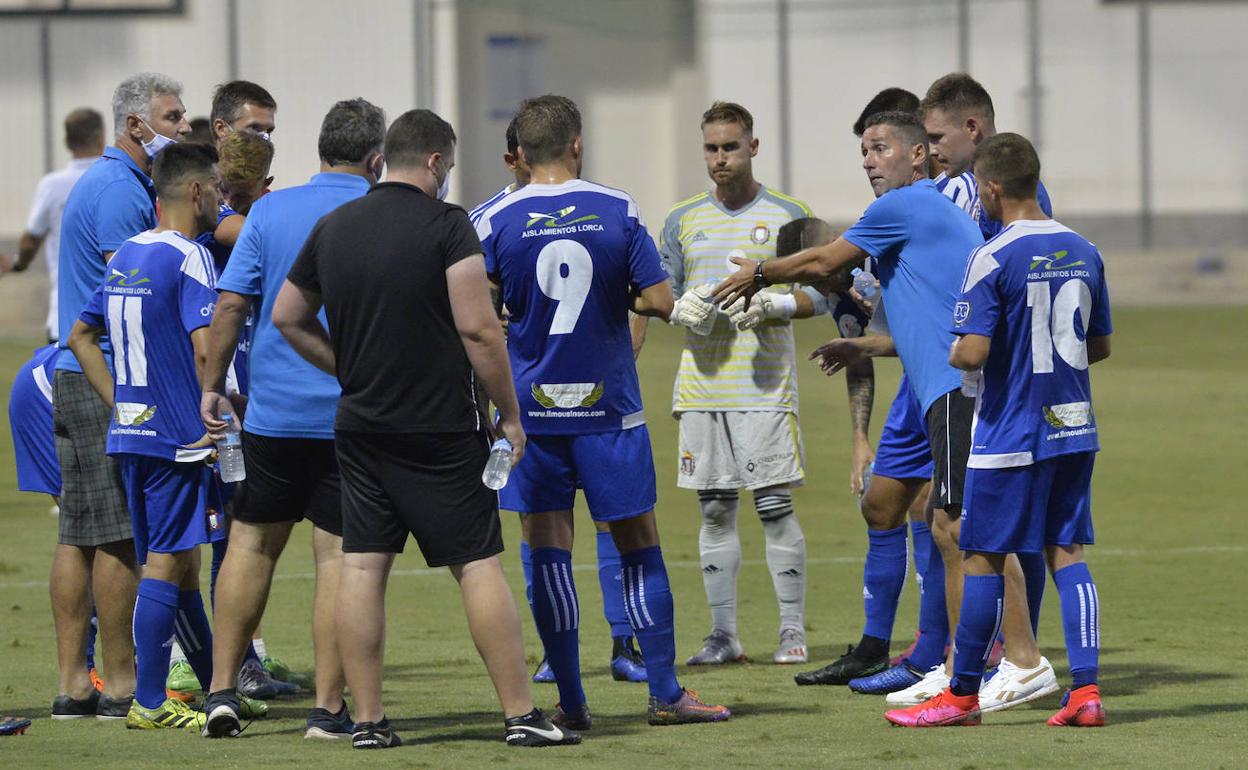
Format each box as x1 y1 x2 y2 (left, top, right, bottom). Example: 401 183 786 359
118 454 225 563
872 374 935 481
500 425 657 521
959 451 1096 554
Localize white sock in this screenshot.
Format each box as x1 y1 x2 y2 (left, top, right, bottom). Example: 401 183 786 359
252 637 267 659
755 488 806 633
169 638 188 666
698 490 741 637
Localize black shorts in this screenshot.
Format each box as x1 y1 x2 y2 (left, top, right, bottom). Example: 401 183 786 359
335 429 503 566
925 388 974 512
231 432 343 536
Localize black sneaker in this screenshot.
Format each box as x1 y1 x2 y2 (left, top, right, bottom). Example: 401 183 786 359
551 702 592 731
504 708 581 747
96 692 132 720
793 644 889 686
352 717 402 749
306 704 354 740
51 690 99 719
202 690 242 738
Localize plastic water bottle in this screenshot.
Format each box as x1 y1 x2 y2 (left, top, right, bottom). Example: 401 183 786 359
216 413 246 483
861 461 874 496
482 438 514 490
852 267 879 302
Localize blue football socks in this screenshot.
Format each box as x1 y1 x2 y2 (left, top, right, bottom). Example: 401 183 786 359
910 543 949 670
175 589 215 691
1054 562 1099 688
519 540 534 608
909 520 932 594
620 546 682 703
1018 551 1047 639
134 578 180 709
530 547 585 710
951 574 1005 696
862 526 908 642
85 608 98 671
596 531 632 639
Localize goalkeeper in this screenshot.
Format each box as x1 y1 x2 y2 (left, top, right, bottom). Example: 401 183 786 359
659 102 861 667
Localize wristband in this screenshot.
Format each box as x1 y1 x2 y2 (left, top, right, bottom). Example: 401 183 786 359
764 292 798 320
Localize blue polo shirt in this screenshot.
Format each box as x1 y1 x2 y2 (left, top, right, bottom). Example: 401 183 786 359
843 178 984 413
56 146 157 372
215 172 370 439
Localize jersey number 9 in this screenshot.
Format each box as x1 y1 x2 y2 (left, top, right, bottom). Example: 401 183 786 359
1027 279 1091 373
536 239 594 335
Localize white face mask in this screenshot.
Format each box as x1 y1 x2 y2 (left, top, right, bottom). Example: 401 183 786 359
137 116 176 160
436 167 450 201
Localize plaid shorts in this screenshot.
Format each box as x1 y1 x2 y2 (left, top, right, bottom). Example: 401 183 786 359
53 370 132 546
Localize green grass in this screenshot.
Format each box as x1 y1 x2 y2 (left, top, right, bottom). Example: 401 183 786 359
1 306 1247 768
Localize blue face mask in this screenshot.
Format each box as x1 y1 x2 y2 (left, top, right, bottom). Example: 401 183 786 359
136 116 176 160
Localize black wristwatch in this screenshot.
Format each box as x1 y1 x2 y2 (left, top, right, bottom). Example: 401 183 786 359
752 260 771 289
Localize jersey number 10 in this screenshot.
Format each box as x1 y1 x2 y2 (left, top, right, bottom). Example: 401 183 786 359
536 239 594 335
1027 279 1091 374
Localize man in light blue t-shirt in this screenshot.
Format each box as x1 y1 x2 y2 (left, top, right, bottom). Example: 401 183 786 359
197 99 386 740
713 110 1041 696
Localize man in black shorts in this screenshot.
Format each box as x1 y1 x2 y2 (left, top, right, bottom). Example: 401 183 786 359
199 99 387 739
272 108 578 750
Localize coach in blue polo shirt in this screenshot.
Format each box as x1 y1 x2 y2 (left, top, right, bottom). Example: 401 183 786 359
50 72 190 720
198 99 386 740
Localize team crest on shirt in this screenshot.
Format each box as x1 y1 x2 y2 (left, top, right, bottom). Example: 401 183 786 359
953 301 971 326
680 451 696 475
750 224 770 244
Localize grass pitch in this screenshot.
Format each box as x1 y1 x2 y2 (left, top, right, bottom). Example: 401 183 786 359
0 306 1245 768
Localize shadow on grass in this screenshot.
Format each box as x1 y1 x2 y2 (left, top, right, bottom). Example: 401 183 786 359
1098 660 1234 697
1109 701 1248 724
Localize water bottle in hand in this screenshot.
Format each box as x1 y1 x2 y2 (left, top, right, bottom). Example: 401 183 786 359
482 438 514 490
216 413 246 483
851 267 879 302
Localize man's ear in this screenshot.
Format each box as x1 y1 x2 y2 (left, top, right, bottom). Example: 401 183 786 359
749 136 759 158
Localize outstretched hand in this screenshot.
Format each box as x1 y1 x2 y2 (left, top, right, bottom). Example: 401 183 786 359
711 256 759 310
808 337 869 377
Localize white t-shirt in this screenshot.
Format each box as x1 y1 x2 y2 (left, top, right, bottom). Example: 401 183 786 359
26 156 97 339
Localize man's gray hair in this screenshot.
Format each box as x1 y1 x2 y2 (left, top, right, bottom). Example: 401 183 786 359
112 72 183 137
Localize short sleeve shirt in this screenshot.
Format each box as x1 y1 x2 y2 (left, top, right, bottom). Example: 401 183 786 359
286 182 484 434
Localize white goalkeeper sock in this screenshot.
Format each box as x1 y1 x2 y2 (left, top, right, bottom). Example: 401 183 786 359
698 489 741 637
755 488 806 633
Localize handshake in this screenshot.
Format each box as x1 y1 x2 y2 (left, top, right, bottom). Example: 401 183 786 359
671 283 793 335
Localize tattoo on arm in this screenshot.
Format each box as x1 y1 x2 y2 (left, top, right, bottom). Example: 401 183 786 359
489 284 504 319
845 359 874 435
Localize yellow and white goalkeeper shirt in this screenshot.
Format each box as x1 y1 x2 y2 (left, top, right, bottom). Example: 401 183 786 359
659 186 812 413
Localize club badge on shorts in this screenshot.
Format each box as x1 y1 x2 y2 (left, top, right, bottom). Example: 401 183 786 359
750 224 770 245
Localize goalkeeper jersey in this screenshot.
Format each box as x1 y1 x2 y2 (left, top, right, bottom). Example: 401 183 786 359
659 186 811 413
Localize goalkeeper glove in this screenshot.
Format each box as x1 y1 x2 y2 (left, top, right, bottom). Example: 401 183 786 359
671 284 718 335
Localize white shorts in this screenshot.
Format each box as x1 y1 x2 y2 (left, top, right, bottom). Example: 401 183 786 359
676 411 805 491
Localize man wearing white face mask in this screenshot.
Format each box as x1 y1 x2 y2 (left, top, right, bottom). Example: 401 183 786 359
50 72 189 721
198 98 387 740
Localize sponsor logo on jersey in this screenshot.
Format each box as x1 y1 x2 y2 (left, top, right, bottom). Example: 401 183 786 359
108 267 151 287
531 382 605 409
1029 250 1085 272
115 401 157 426
525 205 600 229
1043 401 1094 429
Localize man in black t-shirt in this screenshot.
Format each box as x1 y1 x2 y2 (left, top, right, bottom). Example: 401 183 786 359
273 109 579 750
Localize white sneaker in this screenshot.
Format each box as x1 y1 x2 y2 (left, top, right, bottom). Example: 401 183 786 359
772 628 808 664
977 656 1060 713
885 663 950 706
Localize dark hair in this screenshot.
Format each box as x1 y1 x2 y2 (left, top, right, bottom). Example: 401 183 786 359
515 95 581 166
151 142 218 198
187 116 213 144
921 72 994 124
383 109 456 170
210 80 277 126
853 88 919 137
864 110 929 152
972 132 1040 199
318 98 386 166
776 217 833 258
505 115 519 154
701 100 754 134
64 108 104 151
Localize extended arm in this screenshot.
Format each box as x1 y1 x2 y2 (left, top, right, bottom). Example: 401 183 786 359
712 237 868 308
949 334 990 371
200 290 253 435
629 312 648 361
846 358 875 494
213 214 245 248
631 280 675 321
272 280 335 376
67 321 114 409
